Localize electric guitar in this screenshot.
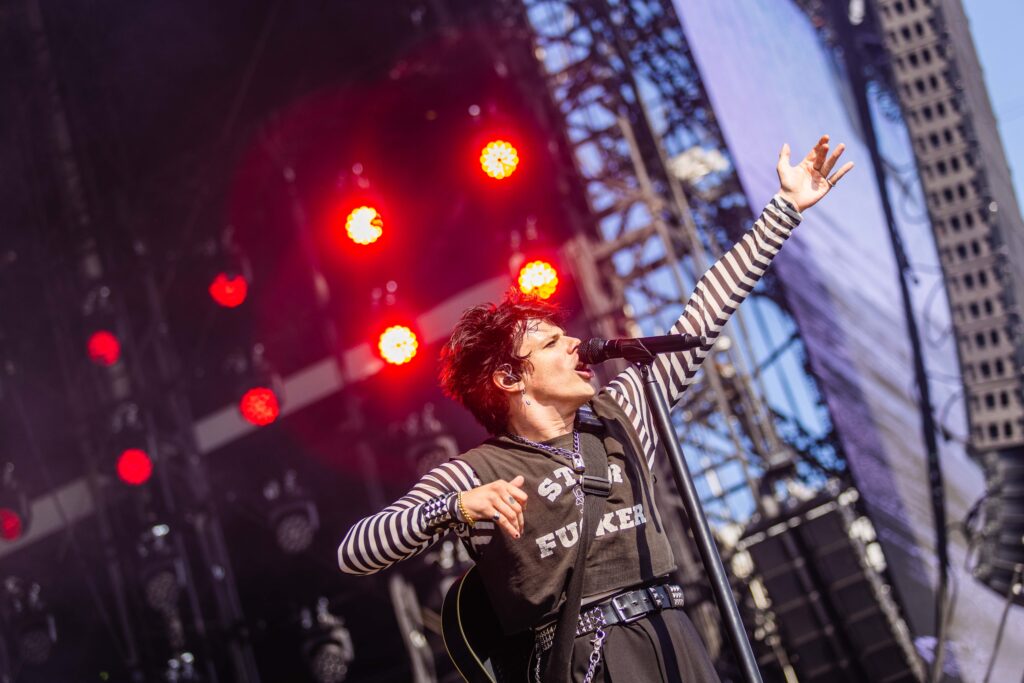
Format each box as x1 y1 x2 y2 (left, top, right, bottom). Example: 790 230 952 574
441 566 535 682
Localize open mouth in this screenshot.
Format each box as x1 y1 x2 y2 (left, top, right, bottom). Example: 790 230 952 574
575 362 594 380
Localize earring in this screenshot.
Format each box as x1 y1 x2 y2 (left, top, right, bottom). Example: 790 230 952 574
521 388 531 406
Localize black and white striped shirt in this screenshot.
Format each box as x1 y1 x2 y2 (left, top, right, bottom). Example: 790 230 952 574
337 195 801 575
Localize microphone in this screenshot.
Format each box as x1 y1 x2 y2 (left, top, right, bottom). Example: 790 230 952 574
578 334 706 365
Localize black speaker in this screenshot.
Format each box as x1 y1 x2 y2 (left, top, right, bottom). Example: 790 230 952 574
974 447 1024 603
737 490 924 682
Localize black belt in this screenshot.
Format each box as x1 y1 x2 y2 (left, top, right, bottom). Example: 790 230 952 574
535 583 685 652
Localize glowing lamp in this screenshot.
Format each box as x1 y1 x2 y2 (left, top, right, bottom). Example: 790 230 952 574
117 448 153 486
239 386 280 426
87 330 121 366
345 206 383 245
479 140 519 180
209 272 249 308
0 508 23 541
518 260 559 299
378 325 419 365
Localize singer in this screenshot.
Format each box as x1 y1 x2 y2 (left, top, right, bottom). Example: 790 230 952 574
338 136 854 682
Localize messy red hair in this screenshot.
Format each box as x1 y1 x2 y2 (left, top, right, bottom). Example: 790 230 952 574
440 289 564 435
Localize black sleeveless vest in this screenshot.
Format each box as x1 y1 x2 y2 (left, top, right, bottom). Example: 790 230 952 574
457 391 676 634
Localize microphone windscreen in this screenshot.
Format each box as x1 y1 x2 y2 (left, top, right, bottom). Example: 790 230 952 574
578 338 608 365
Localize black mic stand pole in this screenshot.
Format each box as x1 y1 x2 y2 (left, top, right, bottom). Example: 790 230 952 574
628 347 762 683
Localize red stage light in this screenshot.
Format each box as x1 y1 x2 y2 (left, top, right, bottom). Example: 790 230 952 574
480 140 520 180
87 330 121 366
345 206 383 245
518 260 559 299
209 272 249 308
0 508 23 541
239 387 280 426
116 448 153 486
378 325 419 365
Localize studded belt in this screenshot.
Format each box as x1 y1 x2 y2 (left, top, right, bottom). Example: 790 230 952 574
534 583 685 653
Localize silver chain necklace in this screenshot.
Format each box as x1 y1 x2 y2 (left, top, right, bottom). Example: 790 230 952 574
507 430 586 517
507 430 584 473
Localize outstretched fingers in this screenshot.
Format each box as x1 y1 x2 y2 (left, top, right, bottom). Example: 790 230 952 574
828 160 855 186
804 134 829 168
819 142 846 178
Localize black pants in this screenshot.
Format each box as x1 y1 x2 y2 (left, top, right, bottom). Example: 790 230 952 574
567 609 721 682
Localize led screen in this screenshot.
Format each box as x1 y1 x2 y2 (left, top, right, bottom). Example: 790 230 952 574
675 1 1023 678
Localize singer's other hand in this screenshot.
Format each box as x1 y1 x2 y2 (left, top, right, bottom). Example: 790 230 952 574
777 135 854 212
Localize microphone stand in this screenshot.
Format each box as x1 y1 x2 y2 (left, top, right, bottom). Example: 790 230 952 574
621 342 762 683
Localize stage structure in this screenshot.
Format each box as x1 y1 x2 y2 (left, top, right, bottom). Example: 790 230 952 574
0 2 261 680
788 1 1024 678
869 0 1024 456
736 488 923 682
503 0 923 678
0 0 995 680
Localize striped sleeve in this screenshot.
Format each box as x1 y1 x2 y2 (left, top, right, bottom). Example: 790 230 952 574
605 194 802 466
337 459 482 575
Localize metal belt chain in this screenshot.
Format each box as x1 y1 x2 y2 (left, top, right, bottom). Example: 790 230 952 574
583 625 607 683
533 625 606 683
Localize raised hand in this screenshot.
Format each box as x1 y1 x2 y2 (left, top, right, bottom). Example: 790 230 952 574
777 134 854 212
459 475 529 538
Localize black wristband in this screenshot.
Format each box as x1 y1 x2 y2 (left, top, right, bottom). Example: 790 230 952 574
421 492 457 530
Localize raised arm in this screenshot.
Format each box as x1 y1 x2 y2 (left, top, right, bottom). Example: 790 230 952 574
605 135 853 463
337 460 479 575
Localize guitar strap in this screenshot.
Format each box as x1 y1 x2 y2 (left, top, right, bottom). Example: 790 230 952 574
542 434 610 683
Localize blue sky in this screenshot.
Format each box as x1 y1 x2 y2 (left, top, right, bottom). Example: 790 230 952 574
963 0 1024 211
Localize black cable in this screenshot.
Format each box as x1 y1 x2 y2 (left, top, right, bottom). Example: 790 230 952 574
919 275 954 347
5 374 130 661
981 564 1022 683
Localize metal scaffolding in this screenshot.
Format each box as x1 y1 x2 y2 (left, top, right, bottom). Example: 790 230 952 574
503 0 850 671
6 1 261 679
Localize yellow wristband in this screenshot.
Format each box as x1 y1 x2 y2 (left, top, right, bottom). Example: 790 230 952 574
456 491 475 527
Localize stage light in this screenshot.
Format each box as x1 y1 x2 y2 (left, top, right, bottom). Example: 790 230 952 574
137 524 185 615
345 206 383 245
518 260 559 299
480 139 520 180
239 386 280 426
378 325 418 365
208 272 249 308
0 508 23 541
2 577 57 666
263 470 319 555
87 330 121 366
143 568 181 612
302 598 354 683
116 448 153 486
275 508 317 554
1 463 30 542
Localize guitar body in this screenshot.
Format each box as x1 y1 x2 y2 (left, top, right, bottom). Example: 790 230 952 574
441 566 535 682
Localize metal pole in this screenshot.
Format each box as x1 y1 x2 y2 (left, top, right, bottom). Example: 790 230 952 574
637 361 762 683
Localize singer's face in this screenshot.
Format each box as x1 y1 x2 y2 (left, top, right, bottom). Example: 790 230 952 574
517 319 596 407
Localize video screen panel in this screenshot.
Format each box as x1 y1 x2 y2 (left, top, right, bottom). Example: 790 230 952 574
674 1 1023 678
